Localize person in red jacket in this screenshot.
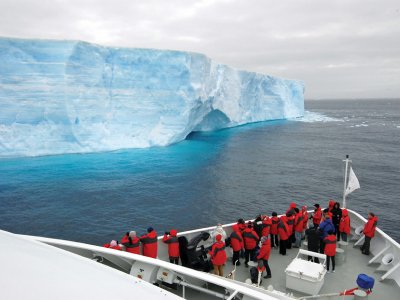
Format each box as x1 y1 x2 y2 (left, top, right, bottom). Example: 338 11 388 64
294 208 304 248
302 206 309 238
286 212 295 249
120 232 130 245
270 212 279 248
123 231 140 254
256 236 272 278
324 230 337 272
361 212 378 255
328 200 335 213
163 229 180 264
209 234 227 276
261 215 272 237
242 222 259 267
323 208 333 220
339 209 351 242
278 216 289 255
104 240 122 251
312 204 322 228
230 224 243 266
140 227 158 258
286 202 297 215
237 218 246 232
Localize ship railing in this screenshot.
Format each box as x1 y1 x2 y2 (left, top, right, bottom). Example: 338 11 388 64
346 209 400 286
22 234 293 300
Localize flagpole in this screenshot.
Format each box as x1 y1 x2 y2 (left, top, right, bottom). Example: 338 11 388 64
342 155 351 208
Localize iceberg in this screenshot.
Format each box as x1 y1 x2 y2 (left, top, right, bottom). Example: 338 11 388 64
0 37 304 157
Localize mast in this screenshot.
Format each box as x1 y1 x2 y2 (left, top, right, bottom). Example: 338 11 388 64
342 155 351 208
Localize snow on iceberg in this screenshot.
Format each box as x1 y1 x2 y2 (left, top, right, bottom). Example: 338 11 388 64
0 37 304 157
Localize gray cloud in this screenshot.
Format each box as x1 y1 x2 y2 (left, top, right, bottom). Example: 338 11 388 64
0 0 399 99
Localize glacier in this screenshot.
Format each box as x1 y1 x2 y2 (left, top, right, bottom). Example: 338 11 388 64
0 37 304 157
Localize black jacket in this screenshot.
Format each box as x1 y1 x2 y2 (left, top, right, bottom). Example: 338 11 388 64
331 207 342 226
306 227 320 251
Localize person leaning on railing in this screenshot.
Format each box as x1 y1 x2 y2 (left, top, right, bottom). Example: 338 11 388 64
360 212 378 255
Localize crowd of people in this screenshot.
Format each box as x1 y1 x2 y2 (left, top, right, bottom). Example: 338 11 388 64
103 200 378 279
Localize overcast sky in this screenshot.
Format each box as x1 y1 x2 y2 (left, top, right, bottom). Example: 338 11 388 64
0 0 399 99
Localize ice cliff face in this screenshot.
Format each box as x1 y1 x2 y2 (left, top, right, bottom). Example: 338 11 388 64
0 37 304 157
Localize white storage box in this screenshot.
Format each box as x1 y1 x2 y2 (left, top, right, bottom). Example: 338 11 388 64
285 249 327 295
130 261 159 284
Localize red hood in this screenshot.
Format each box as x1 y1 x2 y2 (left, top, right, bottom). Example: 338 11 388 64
262 217 271 224
147 230 157 238
170 229 177 237
290 202 297 208
369 216 378 222
280 216 287 222
342 209 348 217
328 200 335 209
232 224 239 232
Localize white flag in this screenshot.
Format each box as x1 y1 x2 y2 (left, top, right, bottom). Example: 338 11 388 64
345 167 360 196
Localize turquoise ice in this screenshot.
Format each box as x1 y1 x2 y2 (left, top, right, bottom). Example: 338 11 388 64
0 37 304 157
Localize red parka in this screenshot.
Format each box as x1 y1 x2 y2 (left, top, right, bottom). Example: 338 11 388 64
302 206 308 230
261 217 272 237
120 233 129 245
162 229 180 259
123 237 140 254
313 207 322 225
121 235 140 254
256 238 271 261
294 212 304 233
242 227 259 250
339 209 351 234
286 202 297 215
324 234 337 256
237 222 246 232
328 200 335 212
230 224 244 252
209 236 227 266
278 216 290 241
270 216 279 235
103 243 122 251
363 215 378 238
286 215 294 236
140 230 158 258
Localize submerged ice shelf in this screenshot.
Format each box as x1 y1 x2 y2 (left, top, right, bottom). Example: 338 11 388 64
0 37 304 157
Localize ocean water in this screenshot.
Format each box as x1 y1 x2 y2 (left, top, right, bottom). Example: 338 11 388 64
0 99 399 245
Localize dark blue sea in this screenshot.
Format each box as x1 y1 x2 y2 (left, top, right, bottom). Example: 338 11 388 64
1 99 399 244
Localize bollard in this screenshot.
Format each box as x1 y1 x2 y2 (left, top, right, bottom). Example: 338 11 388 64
338 240 349 250
335 248 345 265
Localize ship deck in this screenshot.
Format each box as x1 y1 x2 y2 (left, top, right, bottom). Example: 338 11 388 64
19 209 400 300
224 241 397 299
163 236 399 299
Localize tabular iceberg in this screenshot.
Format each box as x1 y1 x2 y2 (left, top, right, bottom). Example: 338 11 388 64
0 37 304 157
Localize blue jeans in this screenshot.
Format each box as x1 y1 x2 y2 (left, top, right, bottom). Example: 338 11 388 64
341 232 348 242
295 231 302 248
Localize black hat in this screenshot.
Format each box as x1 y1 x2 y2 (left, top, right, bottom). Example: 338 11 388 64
314 204 320 208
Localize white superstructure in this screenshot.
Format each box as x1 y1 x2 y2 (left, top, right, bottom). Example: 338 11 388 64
0 230 182 300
